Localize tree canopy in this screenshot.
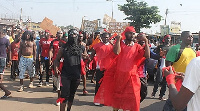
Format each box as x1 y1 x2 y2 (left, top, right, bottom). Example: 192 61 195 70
119 0 162 32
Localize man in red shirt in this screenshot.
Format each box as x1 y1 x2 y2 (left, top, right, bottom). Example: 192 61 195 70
94 27 150 111
49 31 63 106
10 33 21 80
88 32 116 105
39 30 53 86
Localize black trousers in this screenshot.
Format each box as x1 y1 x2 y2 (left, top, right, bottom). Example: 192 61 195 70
11 60 19 79
60 76 80 103
95 69 104 95
40 56 50 82
140 77 148 103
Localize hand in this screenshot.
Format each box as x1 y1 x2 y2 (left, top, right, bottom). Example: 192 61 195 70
175 72 185 81
9 60 12 66
49 65 53 70
55 68 61 78
115 35 122 40
49 60 52 66
82 53 89 59
33 60 36 66
137 33 148 43
164 66 174 77
85 64 89 71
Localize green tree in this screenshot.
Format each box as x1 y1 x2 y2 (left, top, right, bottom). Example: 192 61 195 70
119 0 162 32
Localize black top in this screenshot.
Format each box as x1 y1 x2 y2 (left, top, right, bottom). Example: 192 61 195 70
61 44 85 80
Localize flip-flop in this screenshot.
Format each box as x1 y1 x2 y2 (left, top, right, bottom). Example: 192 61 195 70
0 95 11 99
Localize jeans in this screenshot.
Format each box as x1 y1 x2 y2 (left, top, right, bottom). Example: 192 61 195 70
152 67 167 97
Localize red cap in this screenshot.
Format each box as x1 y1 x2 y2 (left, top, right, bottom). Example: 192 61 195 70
45 30 51 34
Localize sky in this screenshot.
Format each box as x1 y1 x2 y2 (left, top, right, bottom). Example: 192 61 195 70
1 0 200 33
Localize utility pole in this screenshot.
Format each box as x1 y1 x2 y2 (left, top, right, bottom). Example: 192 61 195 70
106 0 114 19
164 8 168 25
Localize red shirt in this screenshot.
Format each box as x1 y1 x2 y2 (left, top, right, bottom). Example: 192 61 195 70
50 39 60 61
93 42 115 71
39 38 53 57
11 41 20 60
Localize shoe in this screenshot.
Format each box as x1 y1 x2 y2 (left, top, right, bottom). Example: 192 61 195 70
83 90 88 95
94 103 100 106
151 92 155 98
159 96 167 101
29 82 34 88
56 102 60 106
38 82 43 87
0 95 10 99
45 82 49 86
1 91 11 99
18 85 24 92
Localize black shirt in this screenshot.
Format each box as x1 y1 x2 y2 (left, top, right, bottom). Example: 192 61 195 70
61 44 85 80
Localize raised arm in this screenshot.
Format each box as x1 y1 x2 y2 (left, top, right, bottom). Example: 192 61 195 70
113 35 121 55
164 67 194 110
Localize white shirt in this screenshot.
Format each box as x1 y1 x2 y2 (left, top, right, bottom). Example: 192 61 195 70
182 57 200 111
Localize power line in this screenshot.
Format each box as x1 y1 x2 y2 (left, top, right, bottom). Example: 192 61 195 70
13 0 124 4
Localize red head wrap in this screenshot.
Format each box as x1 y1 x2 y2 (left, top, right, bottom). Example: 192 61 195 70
162 34 171 43
121 26 136 40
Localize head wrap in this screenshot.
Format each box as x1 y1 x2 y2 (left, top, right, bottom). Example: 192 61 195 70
162 35 171 43
121 26 136 40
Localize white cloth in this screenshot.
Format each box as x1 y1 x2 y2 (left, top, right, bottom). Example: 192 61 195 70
160 58 166 69
5 35 9 39
182 57 200 111
52 75 61 91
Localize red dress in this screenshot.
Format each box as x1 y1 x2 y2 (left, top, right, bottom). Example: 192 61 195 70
94 41 144 111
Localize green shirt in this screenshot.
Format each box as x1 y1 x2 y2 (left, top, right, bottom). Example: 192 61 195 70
166 44 181 62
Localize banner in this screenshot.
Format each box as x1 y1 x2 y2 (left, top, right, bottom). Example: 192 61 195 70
108 22 129 34
40 17 60 36
170 21 181 33
160 25 169 36
82 20 98 34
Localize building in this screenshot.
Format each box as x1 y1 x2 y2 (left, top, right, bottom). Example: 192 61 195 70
22 22 42 31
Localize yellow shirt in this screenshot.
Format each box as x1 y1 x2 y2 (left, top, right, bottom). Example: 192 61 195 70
172 48 196 73
9 36 14 43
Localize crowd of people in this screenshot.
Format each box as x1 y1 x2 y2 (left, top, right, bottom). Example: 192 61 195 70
0 25 200 111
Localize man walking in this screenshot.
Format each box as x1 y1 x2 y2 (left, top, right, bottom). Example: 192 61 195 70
18 31 36 92
0 28 11 98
